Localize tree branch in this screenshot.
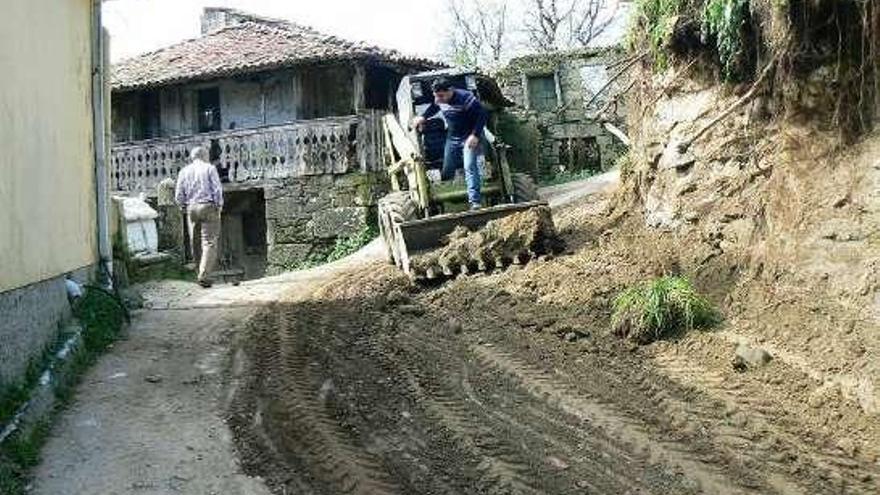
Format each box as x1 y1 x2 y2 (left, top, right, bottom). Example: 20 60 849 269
678 58 777 153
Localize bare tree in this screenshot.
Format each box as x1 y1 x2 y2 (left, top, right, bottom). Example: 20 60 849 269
522 0 617 52
442 0 511 67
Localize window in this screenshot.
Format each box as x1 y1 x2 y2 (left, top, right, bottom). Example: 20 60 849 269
197 87 221 133
136 91 160 140
527 74 558 112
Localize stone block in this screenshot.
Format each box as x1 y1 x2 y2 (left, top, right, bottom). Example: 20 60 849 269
265 195 301 220
308 207 369 239
268 218 312 244
263 180 301 201
267 243 313 270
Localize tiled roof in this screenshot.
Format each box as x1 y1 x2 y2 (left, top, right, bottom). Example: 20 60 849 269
111 20 441 91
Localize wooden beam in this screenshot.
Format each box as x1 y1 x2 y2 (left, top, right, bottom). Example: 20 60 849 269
353 64 366 114
383 113 418 159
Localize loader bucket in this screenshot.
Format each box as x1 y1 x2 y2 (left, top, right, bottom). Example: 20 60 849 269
387 201 557 280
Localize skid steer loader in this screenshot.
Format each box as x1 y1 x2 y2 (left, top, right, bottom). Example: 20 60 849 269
378 69 552 280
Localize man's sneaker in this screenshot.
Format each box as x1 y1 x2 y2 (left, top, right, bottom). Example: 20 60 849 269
198 279 213 288
469 203 481 211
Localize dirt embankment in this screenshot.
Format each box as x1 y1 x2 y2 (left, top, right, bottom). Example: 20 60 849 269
620 60 880 416
229 178 880 493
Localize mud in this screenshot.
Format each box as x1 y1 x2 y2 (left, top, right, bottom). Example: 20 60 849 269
228 168 880 494
410 206 564 277
230 204 880 493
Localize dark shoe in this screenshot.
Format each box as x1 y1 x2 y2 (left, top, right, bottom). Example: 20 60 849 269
198 280 213 288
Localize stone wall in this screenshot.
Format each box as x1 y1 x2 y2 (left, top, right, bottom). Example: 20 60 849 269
496 48 627 178
264 171 388 274
0 267 92 389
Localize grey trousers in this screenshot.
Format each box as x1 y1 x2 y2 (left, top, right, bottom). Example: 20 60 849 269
187 203 220 282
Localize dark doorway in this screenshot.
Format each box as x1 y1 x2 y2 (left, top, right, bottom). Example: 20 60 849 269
218 189 267 281
365 65 402 111
137 90 161 140
198 87 221 133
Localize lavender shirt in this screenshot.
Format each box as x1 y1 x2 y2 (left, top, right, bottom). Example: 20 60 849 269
175 159 224 208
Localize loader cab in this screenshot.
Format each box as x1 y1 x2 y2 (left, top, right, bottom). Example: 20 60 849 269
396 70 512 172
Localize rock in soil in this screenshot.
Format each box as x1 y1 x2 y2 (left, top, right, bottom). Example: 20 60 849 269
732 343 772 371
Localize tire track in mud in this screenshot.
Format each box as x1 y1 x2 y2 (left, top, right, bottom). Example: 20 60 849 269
469 344 749 495
234 286 875 495
236 305 403 495
652 352 880 494
351 311 705 494
367 325 546 495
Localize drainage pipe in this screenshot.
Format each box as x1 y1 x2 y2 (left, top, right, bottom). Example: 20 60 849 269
92 1 113 288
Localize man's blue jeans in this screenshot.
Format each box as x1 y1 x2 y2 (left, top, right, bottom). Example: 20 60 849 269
442 138 483 206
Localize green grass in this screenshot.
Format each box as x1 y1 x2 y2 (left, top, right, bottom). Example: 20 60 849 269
611 276 719 344
0 288 126 494
539 168 600 187
702 0 750 80
128 260 195 285
291 225 379 271
631 0 684 70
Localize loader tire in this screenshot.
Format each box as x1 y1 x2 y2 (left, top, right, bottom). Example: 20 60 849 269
512 173 540 203
378 192 418 267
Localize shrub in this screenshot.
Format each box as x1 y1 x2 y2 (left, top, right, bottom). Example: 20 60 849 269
702 0 751 80
326 225 378 263
631 0 684 70
611 276 718 344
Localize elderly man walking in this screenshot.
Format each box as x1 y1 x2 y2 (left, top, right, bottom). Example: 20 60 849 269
175 147 223 288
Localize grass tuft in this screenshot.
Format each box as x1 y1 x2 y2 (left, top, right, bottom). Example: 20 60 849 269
611 276 719 344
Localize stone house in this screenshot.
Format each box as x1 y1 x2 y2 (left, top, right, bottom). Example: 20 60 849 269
1 0 111 389
110 8 439 278
495 48 628 178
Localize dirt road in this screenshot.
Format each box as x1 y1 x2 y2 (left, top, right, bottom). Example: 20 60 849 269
29 176 614 494
230 263 879 494
34 172 879 494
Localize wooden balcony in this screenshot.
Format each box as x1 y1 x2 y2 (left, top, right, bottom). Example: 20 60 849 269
110 112 385 193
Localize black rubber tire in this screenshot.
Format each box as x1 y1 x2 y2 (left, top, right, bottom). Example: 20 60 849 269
511 173 540 203
378 192 418 267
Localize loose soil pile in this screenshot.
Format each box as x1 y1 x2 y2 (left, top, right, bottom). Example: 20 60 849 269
410 206 564 276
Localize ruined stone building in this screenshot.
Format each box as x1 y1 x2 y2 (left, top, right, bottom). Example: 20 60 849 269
496 48 628 179
110 8 438 277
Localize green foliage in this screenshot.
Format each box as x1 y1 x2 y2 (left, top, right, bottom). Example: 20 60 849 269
292 225 379 271
73 288 127 353
611 276 719 344
631 0 683 70
0 421 49 495
0 346 53 427
702 0 750 80
615 153 633 175
538 168 599 186
326 225 378 263
128 262 195 284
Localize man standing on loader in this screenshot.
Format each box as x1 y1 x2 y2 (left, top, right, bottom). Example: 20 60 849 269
413 77 489 210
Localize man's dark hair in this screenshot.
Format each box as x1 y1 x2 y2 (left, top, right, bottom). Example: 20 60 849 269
431 77 453 92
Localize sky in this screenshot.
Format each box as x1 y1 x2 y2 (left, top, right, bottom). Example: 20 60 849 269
103 0 631 63
102 0 449 62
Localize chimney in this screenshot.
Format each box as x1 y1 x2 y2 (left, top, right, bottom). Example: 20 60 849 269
201 8 246 34
200 7 287 35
